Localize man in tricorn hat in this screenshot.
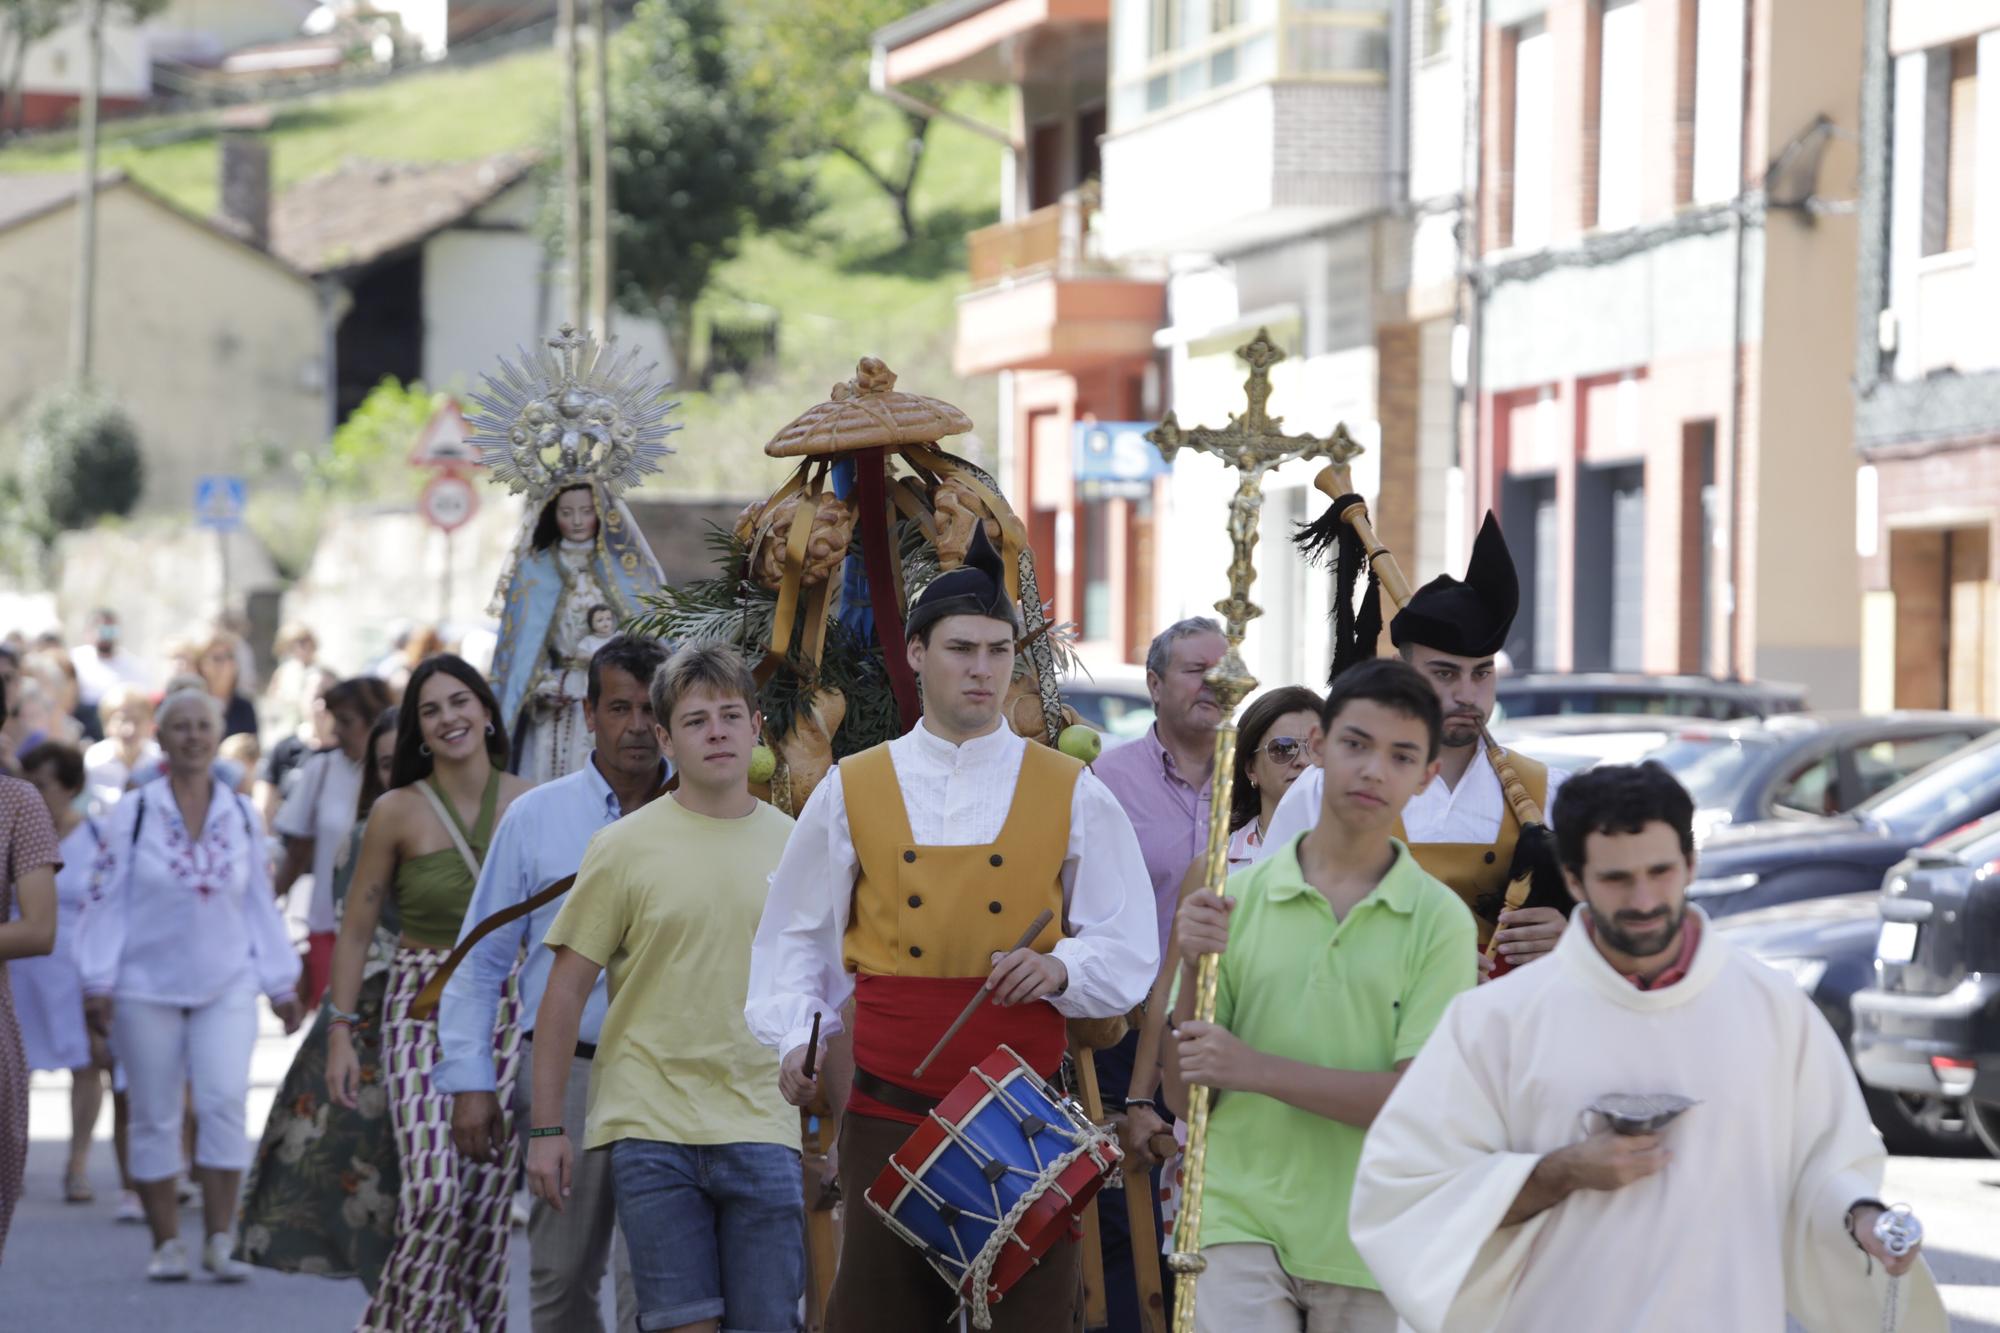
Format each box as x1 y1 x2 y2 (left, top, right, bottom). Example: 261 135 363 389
1259 514 1571 971
745 526 1159 1330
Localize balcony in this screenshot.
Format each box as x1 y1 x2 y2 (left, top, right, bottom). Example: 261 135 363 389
954 191 1165 377
875 0 1111 85
1910 251 1997 378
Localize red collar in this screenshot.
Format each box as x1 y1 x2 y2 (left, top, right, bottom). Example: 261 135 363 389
1583 912 1702 990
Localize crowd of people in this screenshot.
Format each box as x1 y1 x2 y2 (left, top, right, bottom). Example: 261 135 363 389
0 507 1948 1333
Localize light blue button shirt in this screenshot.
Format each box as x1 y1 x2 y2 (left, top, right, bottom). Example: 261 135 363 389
432 755 664 1094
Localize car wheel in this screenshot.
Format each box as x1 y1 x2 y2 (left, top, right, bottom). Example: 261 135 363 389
1970 1099 2000 1159
1862 1085 1983 1157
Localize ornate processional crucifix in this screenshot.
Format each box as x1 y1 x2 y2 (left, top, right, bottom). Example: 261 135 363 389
1145 328 1362 1333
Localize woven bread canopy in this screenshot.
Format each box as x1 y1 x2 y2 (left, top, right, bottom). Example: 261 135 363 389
764 357 973 458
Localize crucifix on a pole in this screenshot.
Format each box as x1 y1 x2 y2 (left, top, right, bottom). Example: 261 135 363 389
1143 327 1364 1333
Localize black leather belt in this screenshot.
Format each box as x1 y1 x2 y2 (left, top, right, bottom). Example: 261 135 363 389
522 1031 597 1061
853 1068 940 1118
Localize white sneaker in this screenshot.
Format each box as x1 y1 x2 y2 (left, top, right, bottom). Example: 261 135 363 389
202 1232 248 1283
147 1237 191 1281
114 1189 144 1223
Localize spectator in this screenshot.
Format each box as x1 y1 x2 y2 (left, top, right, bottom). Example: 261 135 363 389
78 688 303 1282
1226 686 1324 868
274 677 394 1007
85 687 160 807
254 666 339 827
0 675 62 1261
12 742 113 1204
219 735 261 797
195 629 259 741
28 649 91 743
263 623 322 737
71 610 155 713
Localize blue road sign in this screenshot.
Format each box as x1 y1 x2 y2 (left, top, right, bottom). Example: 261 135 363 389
194 475 247 532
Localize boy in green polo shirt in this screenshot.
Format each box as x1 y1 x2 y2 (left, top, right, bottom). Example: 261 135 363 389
1164 657 1476 1333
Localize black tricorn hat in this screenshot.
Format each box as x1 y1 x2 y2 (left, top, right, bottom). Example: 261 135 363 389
905 523 1019 642
1389 512 1519 658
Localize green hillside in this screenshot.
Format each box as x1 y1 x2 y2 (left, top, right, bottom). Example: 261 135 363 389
0 50 1006 499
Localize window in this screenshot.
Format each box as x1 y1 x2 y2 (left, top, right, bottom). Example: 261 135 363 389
1149 0 1181 58
1115 0 1383 125
1772 755 1839 818
1944 40 1978 254
1595 0 1643 229
1691 0 1744 204
1510 19 1553 248
1851 733 1978 805
1422 0 1450 59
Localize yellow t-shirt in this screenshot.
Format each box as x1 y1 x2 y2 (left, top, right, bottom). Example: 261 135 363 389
544 793 797 1152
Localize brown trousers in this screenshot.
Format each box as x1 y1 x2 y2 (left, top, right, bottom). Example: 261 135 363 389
826 1111 1083 1333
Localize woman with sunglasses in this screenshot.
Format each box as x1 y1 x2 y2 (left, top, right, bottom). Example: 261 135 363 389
1226 686 1325 868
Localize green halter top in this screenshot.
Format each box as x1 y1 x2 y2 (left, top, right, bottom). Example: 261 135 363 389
395 772 502 949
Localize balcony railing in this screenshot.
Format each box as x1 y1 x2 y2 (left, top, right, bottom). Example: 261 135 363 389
967 191 1105 288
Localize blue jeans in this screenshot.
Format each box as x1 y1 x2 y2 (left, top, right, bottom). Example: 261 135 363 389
609 1139 805 1332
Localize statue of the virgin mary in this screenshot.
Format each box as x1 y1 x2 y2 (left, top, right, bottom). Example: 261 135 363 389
468 326 677 782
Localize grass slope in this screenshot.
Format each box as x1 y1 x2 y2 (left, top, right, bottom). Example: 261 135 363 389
0 51 562 216
0 53 1005 501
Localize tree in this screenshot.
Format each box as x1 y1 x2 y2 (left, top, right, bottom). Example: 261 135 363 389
736 0 936 244
602 0 813 369
13 381 142 535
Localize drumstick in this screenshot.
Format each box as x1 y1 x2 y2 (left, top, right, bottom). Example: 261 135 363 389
911 909 1055 1079
803 1011 822 1080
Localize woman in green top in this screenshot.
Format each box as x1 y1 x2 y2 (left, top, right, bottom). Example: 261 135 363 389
325 658 530 1332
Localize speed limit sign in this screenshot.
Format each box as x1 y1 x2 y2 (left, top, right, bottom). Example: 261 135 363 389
421 471 479 532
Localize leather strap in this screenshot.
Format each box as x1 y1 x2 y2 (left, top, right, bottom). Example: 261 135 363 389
852 1066 941 1119
416 782 484 883
407 774 674 1021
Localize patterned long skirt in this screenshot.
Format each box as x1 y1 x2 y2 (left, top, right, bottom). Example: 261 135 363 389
356 946 522 1332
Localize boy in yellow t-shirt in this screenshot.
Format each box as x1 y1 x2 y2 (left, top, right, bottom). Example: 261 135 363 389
527 643 802 1333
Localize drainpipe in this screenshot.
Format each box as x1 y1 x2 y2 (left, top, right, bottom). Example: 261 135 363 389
1459 0 1487 515
1724 0 1754 679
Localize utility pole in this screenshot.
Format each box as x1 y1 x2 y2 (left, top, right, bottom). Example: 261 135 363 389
69 0 103 378
558 0 585 327
588 0 612 337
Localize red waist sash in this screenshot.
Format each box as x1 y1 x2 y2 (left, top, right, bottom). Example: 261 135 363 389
849 973 1067 1126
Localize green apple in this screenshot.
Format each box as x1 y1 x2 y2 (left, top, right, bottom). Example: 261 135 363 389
1057 724 1102 764
748 743 777 784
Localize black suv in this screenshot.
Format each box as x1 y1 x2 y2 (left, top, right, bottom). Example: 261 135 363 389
1850 813 2000 1155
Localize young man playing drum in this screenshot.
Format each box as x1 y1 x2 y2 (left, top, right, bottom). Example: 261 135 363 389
527 644 805 1333
747 527 1159 1331
1164 658 1477 1333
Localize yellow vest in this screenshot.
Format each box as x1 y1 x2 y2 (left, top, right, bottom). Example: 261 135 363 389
840 741 1079 979
1391 749 1550 947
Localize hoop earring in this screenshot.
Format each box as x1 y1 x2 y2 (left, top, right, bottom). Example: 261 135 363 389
486 722 496 736
420 743 432 757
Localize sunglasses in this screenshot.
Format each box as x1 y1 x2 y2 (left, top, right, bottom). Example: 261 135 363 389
1261 736 1309 764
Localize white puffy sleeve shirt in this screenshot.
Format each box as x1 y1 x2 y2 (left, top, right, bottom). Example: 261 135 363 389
746 721 1160 1060
77 776 299 1007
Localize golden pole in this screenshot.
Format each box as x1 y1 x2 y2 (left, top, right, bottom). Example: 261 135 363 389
1146 330 1355 1330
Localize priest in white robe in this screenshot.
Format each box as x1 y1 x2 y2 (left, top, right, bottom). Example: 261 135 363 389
1349 761 1946 1333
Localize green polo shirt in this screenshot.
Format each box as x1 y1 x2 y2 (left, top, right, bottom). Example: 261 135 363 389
1186 835 1475 1288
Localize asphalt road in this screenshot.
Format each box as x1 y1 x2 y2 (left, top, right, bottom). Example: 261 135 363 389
7 1017 1999 1329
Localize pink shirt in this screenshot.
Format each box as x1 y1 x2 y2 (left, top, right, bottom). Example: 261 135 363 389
1091 726 1213 960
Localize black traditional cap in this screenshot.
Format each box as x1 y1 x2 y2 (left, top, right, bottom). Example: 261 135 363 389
1389 511 1519 658
905 523 1019 642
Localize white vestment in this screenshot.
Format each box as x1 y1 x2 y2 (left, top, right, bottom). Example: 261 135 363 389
1349 910 1946 1333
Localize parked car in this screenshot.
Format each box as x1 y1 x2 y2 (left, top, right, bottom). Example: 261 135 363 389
1685 729 2000 918
1061 667 1154 743
1850 812 2000 1158
1495 672 1807 722
1489 714 1692 773
1716 895 1980 1155
1645 712 1995 843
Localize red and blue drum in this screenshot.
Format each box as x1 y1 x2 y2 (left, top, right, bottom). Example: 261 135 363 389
865 1045 1123 1328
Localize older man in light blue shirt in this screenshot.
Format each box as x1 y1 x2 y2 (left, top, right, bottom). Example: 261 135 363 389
435 634 669 1333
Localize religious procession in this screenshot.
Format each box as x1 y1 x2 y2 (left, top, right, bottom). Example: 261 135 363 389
2 0 1998 1330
